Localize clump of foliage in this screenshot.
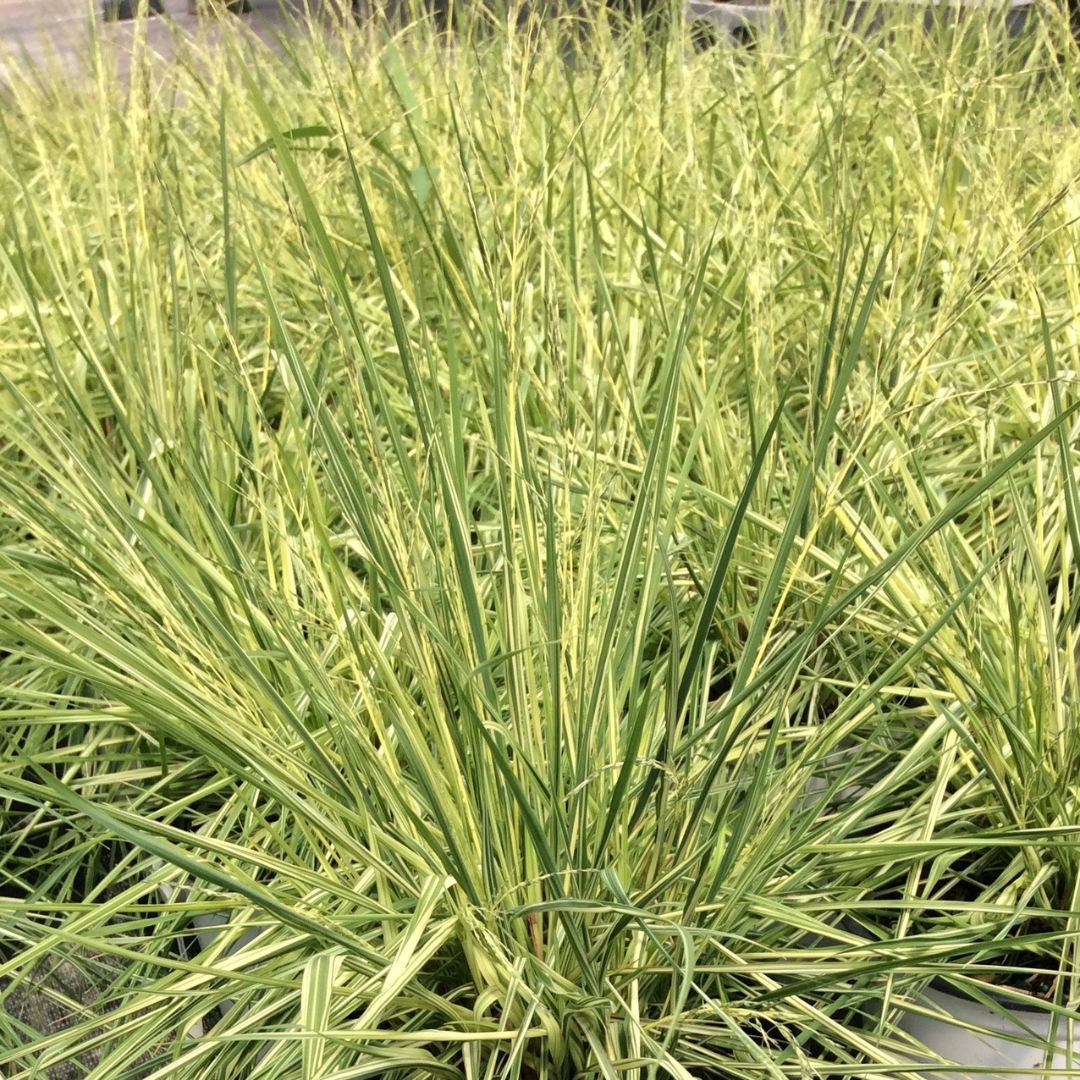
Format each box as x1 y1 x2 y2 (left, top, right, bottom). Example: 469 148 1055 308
3 3 1080 1078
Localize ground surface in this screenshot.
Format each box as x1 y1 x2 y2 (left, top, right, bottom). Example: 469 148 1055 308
0 0 342 80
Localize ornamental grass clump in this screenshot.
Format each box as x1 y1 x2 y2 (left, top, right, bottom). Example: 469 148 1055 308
3 4 1080 1079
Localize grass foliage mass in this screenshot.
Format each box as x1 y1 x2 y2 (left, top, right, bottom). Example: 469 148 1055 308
3 3 1080 1079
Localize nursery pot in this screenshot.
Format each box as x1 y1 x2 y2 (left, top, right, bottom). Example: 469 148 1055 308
186 0 253 12
103 0 165 18
793 778 1080 1079
158 873 264 1039
793 909 1080 1079
685 0 1035 45
882 982 1080 1080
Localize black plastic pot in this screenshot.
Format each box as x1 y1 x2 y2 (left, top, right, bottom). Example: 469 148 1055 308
186 0 254 12
876 982 1080 1080
103 0 166 19
685 0 1036 45
789 776 1080 1078
790 911 1080 1079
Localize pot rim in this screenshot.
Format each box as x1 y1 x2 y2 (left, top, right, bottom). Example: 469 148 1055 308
833 916 1063 1016
924 973 1060 1014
